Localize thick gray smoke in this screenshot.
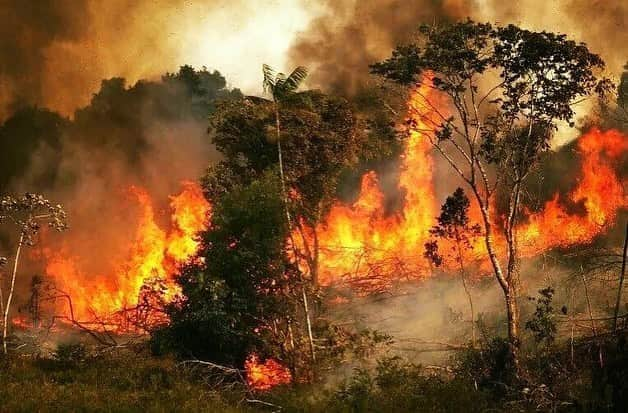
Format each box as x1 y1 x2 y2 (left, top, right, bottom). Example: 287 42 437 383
289 0 627 96
289 0 472 96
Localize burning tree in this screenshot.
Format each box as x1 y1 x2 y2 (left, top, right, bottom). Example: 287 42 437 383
0 193 67 354
372 20 610 372
158 83 366 379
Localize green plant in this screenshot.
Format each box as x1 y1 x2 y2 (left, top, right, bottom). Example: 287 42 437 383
525 287 558 348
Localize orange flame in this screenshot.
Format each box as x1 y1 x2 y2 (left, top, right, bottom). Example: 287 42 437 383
245 354 292 391
42 181 210 326
519 128 628 255
307 82 439 286
305 87 627 287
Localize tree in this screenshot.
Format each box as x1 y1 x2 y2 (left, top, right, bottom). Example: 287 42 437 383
260 64 319 362
159 87 364 378
372 20 609 372
155 172 293 367
424 188 481 347
0 193 67 354
261 64 308 230
206 88 363 368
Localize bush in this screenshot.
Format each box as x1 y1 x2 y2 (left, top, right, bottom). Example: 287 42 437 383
54 342 88 365
455 337 518 394
329 357 493 412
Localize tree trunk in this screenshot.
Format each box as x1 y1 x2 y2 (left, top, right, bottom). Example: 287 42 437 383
476 200 521 372
613 222 628 332
301 286 316 363
455 238 475 347
275 104 292 229
3 233 23 355
274 103 316 366
505 288 520 370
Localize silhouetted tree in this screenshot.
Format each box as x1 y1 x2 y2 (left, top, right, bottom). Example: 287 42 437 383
425 188 481 347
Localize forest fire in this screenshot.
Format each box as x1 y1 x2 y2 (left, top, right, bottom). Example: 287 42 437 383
310 89 627 287
519 128 628 255
245 354 292 391
309 82 438 287
40 181 211 327
27 89 626 328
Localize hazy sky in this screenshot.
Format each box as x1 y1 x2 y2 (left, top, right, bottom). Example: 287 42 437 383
0 0 625 119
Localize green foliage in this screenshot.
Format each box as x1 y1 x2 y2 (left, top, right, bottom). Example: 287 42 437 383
372 19 610 195
455 337 518 391
372 20 609 126
525 287 558 348
207 90 362 224
161 82 370 374
154 172 292 366
262 64 308 103
329 357 492 412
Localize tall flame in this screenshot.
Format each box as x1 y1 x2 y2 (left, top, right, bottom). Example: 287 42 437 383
42 181 210 325
310 82 439 287
308 88 627 287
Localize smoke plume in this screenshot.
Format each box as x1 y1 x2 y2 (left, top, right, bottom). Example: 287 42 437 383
289 0 627 96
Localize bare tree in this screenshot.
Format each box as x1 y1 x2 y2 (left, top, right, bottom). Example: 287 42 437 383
0 193 67 354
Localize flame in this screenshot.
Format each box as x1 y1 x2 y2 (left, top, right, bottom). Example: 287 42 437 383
519 128 628 255
245 354 292 391
166 181 211 262
305 87 627 287
42 181 210 326
27 86 626 338
307 82 439 286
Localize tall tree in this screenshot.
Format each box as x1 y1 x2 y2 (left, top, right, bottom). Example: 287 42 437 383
372 20 609 371
261 64 317 362
261 64 308 229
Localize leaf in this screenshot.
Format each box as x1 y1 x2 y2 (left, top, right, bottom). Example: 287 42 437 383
262 64 276 94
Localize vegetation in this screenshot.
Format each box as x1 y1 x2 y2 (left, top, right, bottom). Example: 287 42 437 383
425 188 481 347
0 17 626 413
0 194 67 353
372 20 611 371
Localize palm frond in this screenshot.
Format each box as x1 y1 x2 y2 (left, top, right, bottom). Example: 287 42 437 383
262 64 276 94
262 64 308 101
283 66 308 93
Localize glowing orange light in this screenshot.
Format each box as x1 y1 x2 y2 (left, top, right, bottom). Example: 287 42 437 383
245 353 292 391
